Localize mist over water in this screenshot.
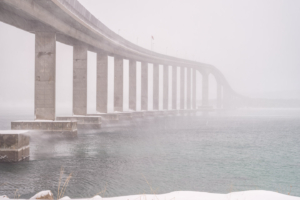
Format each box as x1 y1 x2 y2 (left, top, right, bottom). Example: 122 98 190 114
0 109 300 198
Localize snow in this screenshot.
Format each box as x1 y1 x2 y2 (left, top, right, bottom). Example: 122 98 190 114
101 191 300 200
92 196 102 199
60 196 71 200
30 190 53 199
2 190 299 200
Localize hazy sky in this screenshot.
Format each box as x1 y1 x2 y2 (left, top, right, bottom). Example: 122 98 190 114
0 0 300 113
76 0 300 96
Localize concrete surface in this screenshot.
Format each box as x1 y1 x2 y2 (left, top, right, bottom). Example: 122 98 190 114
0 130 30 162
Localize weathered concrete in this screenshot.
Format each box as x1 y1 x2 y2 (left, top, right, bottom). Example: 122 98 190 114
11 121 77 137
217 82 222 109
153 64 159 110
96 53 108 113
172 66 177 110
131 111 144 118
202 71 209 107
0 130 30 162
114 56 124 112
73 46 87 115
88 113 119 122
143 111 156 117
56 116 101 129
141 62 148 111
35 32 56 120
187 67 191 109
117 112 133 120
180 67 185 109
163 65 169 110
129 60 137 111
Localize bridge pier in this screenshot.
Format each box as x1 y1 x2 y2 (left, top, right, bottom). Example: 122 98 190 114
0 130 30 162
192 68 197 109
187 67 191 109
153 63 159 111
202 71 209 107
114 56 124 112
172 66 177 110
35 32 56 120
180 67 185 110
96 52 109 113
141 62 148 111
129 60 137 111
73 46 87 115
163 64 169 110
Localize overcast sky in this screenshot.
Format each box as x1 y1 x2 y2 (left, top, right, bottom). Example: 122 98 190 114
0 0 300 113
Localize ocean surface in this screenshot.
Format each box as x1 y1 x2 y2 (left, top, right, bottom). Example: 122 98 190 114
0 108 300 198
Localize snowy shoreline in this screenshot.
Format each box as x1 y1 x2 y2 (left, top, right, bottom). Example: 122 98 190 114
2 190 300 200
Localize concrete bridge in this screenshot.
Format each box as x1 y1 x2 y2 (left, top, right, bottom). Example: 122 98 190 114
0 0 239 161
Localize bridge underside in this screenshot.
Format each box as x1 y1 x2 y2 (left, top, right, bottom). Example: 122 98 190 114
0 0 238 127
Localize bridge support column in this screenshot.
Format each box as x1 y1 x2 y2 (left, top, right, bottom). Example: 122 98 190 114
192 68 196 109
153 63 159 110
129 60 137 111
217 82 222 109
96 53 108 113
141 62 148 111
172 66 177 110
73 46 87 115
34 32 56 120
163 65 169 110
114 56 124 112
180 67 185 109
202 71 209 107
187 67 191 109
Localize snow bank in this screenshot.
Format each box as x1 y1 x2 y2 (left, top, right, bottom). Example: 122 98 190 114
1 190 299 200
102 190 300 200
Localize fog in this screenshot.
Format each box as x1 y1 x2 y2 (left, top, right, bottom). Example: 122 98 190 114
1 0 300 114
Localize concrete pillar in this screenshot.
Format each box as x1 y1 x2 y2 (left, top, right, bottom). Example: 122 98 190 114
163 65 169 110
141 62 148 110
114 56 124 112
180 67 185 109
34 32 56 120
192 68 196 109
172 66 177 110
217 82 222 109
187 67 191 109
153 63 159 110
202 71 209 107
73 46 87 115
96 52 108 113
129 60 137 111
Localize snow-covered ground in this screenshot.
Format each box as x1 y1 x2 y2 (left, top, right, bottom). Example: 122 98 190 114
10 190 298 200
100 191 299 200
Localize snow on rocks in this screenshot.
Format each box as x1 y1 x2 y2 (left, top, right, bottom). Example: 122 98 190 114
59 196 71 200
0 195 9 199
92 195 102 199
30 190 53 199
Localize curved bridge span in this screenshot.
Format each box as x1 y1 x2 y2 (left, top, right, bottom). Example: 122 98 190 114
0 0 238 122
